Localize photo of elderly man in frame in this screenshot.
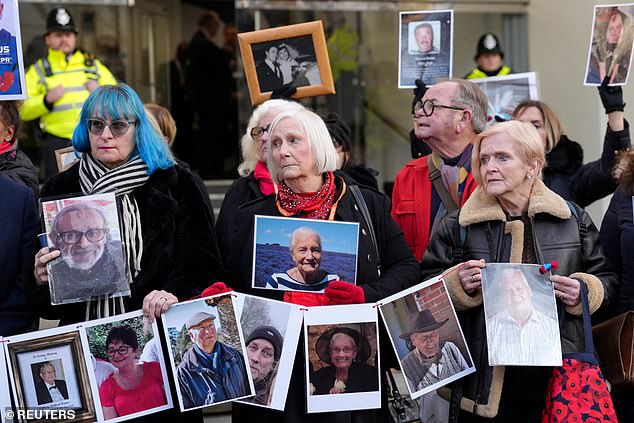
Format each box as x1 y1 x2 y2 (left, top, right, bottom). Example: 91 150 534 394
481 263 562 366
585 4 634 85
252 216 359 292
161 294 253 411
40 193 129 305
398 10 453 88
5 328 96 420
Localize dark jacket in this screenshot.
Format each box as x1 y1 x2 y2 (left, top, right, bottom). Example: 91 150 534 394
27 163 223 324
0 176 37 335
0 146 39 198
600 186 634 316
216 172 263 265
225 174 420 302
177 342 250 409
35 379 69 404
544 123 630 207
312 361 379 395
421 180 618 419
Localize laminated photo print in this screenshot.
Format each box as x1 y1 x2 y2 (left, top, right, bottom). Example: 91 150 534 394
252 215 359 292
161 294 254 412
304 304 381 413
0 0 27 100
481 263 562 366
83 310 173 422
398 9 453 88
585 3 634 86
469 72 539 123
234 293 303 410
40 192 129 305
379 274 475 399
3 324 98 422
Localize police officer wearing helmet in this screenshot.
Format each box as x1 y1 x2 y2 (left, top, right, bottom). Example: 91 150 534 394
464 32 512 79
21 7 117 179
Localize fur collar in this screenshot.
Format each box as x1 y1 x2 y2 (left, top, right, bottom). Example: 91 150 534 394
544 135 583 175
459 179 571 226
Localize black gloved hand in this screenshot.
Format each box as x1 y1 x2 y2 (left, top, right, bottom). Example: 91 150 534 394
271 84 297 100
411 79 428 115
599 75 625 114
409 129 432 159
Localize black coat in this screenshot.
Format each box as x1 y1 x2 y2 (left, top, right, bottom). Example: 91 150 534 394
0 176 37 335
421 180 618 419
0 147 39 199
35 379 68 404
600 186 634 315
544 123 630 207
216 172 263 266
27 163 223 324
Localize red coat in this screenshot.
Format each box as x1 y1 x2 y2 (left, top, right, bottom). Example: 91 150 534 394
391 156 478 261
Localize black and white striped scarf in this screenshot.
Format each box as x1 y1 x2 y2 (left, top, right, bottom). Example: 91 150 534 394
78 152 149 318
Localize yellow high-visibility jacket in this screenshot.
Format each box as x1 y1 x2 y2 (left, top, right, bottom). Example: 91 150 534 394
464 65 511 80
21 48 117 139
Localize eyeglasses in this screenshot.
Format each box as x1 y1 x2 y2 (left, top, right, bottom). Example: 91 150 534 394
87 118 136 137
106 345 132 357
56 229 107 244
250 124 271 140
330 347 356 355
413 99 466 117
191 324 215 333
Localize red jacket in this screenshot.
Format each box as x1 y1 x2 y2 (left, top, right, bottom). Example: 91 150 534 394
391 156 477 261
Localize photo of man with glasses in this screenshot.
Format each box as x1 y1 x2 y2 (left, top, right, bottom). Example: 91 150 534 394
176 311 250 409
46 199 128 304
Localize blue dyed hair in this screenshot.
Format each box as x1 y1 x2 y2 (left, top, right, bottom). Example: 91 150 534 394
72 84 174 174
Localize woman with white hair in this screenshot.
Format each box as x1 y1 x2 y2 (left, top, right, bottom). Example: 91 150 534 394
226 107 419 422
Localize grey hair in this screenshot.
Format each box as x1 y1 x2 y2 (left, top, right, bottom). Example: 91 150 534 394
238 99 305 176
289 227 321 253
329 332 357 349
439 78 489 134
51 202 107 234
266 108 338 183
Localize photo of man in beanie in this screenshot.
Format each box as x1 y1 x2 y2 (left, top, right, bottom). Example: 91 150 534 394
242 325 283 406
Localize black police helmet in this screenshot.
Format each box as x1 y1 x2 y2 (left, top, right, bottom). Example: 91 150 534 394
46 7 78 34
475 32 503 60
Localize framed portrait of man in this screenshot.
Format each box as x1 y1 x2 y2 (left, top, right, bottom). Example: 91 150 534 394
4 326 96 421
585 4 634 86
234 293 303 410
304 304 381 413
481 263 562 366
379 275 474 400
238 20 335 105
40 192 129 305
252 215 359 293
83 310 173 422
398 10 453 88
161 294 254 412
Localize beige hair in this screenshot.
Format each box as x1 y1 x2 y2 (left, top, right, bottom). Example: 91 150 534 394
471 120 546 186
512 100 563 153
144 103 177 145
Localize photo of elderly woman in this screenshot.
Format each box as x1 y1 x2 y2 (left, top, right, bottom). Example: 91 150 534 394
85 312 171 421
252 216 359 292
309 324 379 396
585 4 634 85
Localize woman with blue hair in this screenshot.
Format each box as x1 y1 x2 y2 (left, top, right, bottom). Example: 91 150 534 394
31 84 223 323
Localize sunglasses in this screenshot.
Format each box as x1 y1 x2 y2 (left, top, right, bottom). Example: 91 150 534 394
250 124 271 140
87 118 136 137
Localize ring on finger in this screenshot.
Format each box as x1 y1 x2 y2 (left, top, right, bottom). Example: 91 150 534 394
161 297 168 302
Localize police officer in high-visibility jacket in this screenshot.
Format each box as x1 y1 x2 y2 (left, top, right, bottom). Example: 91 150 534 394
464 33 512 80
21 7 117 179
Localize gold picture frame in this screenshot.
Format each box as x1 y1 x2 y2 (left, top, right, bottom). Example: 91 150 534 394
238 20 335 105
54 146 79 173
7 331 96 422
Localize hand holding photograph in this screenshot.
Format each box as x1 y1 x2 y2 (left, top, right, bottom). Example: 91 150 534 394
238 20 335 105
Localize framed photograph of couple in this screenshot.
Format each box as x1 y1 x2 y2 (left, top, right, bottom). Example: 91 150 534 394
238 20 335 105
40 192 129 305
379 274 475 399
4 326 96 421
252 215 359 292
481 263 562 366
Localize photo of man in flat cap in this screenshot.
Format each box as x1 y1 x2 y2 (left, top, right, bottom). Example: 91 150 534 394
176 311 250 409
399 309 469 392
